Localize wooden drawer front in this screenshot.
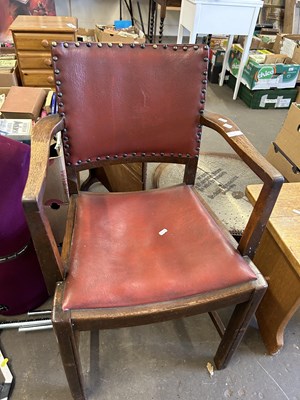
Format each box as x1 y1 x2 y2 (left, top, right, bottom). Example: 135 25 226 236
21 69 55 87
14 32 75 51
18 51 52 69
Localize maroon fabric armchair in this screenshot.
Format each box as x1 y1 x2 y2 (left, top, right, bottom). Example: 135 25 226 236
0 136 48 315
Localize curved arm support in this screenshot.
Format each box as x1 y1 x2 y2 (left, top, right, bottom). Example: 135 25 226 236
200 111 284 259
22 115 65 294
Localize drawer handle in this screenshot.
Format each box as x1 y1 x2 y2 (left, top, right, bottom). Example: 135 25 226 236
41 39 49 48
44 58 52 66
47 75 54 84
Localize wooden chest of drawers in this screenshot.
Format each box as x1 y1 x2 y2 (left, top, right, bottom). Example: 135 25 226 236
10 16 78 88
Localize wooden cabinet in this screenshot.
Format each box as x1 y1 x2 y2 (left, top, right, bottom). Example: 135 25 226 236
10 16 78 88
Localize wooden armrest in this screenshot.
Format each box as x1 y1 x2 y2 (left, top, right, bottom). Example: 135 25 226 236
23 114 64 204
200 110 284 259
22 114 65 294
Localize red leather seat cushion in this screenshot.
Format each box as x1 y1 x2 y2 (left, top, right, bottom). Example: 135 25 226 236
62 185 256 310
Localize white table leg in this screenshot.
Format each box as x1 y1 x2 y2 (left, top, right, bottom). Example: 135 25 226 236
219 34 234 87
177 24 184 44
233 35 252 100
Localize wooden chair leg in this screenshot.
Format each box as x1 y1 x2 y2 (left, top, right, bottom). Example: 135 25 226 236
214 282 267 370
80 167 112 192
53 283 86 400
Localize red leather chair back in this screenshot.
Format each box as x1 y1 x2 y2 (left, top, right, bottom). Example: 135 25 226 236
51 43 208 167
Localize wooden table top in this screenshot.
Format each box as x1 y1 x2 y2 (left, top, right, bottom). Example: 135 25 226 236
10 16 78 32
246 183 300 274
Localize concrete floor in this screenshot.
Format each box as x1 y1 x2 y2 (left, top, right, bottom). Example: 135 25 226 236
1 83 300 400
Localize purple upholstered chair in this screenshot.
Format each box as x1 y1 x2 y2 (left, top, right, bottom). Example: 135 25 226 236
0 136 48 315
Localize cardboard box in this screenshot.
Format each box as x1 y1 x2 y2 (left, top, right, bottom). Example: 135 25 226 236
44 139 69 205
0 63 19 87
266 102 300 181
228 47 300 90
95 25 145 44
228 74 297 109
44 203 69 245
296 86 300 103
273 34 300 58
0 86 47 120
77 28 97 42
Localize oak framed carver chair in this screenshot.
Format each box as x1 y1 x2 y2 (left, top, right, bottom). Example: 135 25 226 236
22 42 283 400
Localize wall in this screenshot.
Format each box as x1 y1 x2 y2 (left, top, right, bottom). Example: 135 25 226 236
54 0 181 36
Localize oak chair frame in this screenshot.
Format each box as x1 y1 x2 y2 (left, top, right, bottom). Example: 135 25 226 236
22 43 283 400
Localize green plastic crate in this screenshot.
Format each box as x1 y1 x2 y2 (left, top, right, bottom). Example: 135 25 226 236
228 75 297 109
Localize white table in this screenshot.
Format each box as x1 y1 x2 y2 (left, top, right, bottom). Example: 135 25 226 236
177 0 263 100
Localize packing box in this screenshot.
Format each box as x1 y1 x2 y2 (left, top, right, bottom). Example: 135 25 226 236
95 25 145 44
0 86 47 120
273 34 300 62
0 63 19 87
208 48 225 83
43 137 69 245
266 102 300 181
228 74 297 109
228 46 300 90
77 27 97 42
44 203 68 245
44 139 69 206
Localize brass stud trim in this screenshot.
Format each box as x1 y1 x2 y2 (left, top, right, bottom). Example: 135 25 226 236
59 102 64 107
193 45 199 50
53 56 58 61
63 42 69 48
108 43 113 47
56 80 62 86
153 44 158 49
173 46 178 51
54 69 60 74
130 43 135 48
52 41 57 47
97 42 103 48
163 44 168 49
141 44 146 49
203 57 209 62
75 42 80 47
57 92 63 97
118 43 123 48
